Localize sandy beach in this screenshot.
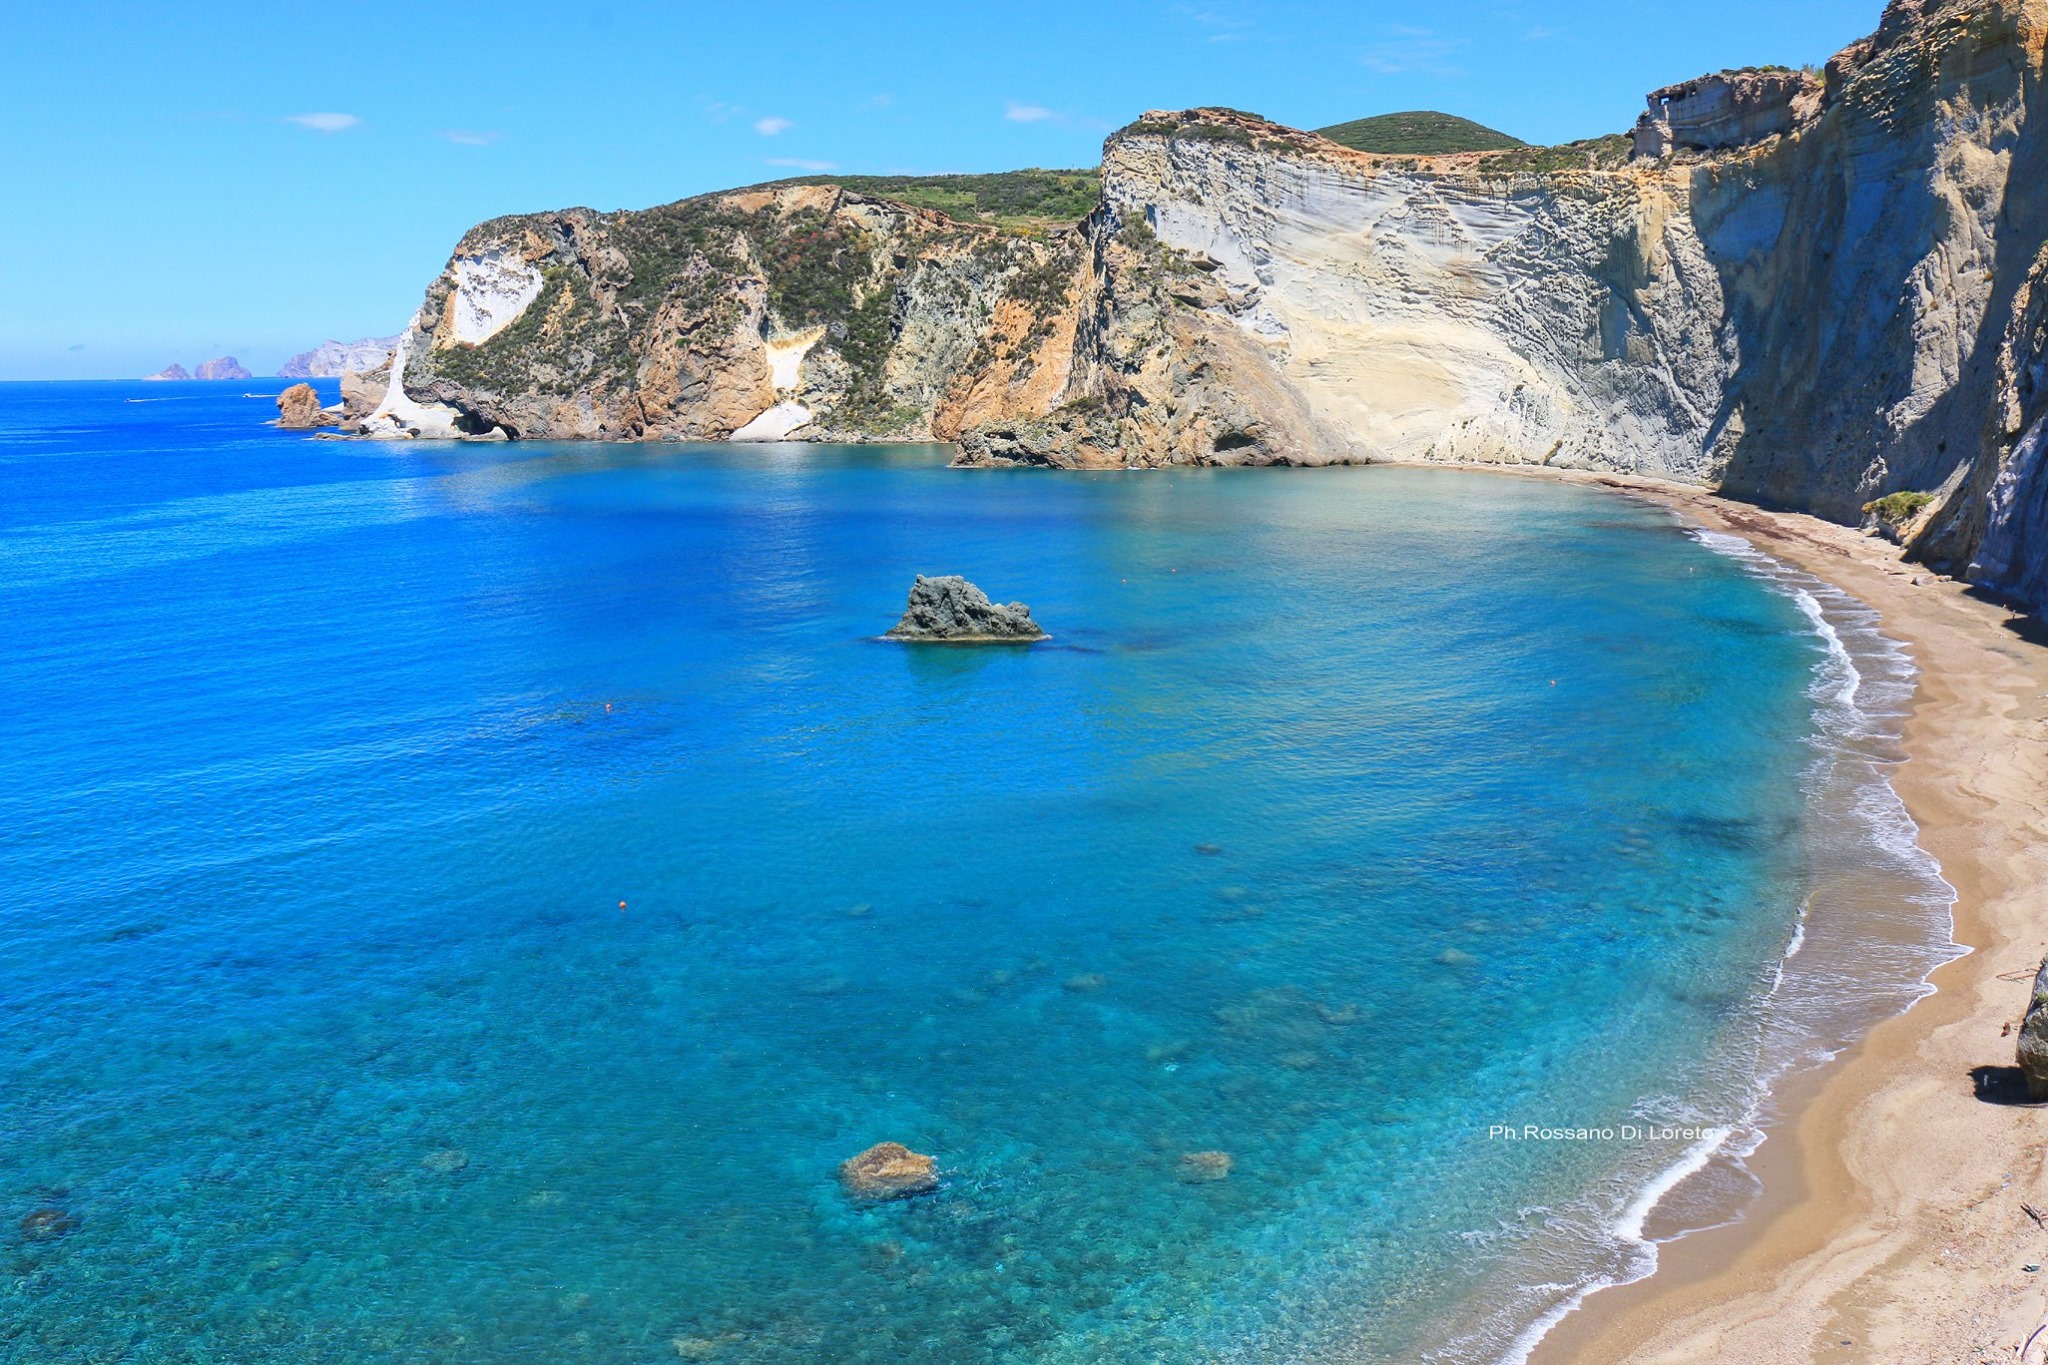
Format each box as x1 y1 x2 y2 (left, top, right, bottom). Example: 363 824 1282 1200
1489 472 2048 1364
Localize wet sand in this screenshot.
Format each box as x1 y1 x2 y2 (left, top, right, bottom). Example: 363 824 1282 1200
1493 472 2048 1364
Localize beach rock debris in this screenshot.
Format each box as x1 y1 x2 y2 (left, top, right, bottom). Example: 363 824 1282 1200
2015 958 2048 1100
885 575 1045 643
276 383 329 429
839 1142 939 1202
1176 1151 1234 1183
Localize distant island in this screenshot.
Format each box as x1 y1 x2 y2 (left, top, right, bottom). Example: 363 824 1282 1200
145 356 251 381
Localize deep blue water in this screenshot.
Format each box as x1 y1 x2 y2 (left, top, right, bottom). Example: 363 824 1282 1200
0 383 1938 1362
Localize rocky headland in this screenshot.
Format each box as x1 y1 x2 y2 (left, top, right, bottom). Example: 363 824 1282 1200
346 0 2048 613
278 336 401 379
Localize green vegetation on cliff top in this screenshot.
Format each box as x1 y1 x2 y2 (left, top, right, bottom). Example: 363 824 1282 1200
1315 111 1526 155
759 169 1099 230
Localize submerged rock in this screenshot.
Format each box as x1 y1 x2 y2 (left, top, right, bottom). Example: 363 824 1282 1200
2017 959 2048 1100
276 383 328 429
19 1206 78 1241
885 575 1046 643
839 1142 939 1201
420 1147 469 1174
1176 1151 1234 1184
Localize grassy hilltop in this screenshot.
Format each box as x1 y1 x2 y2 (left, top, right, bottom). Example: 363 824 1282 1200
758 170 1100 231
1315 111 1526 155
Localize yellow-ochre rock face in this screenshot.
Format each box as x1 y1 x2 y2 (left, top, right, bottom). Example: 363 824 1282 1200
838 1142 939 1201
386 0 2048 609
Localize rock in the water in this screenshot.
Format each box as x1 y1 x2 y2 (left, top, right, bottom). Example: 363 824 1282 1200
1176 1151 1233 1183
885 574 1045 642
143 364 190 382
340 362 390 422
839 1142 939 1201
2016 958 2048 1100
276 383 328 429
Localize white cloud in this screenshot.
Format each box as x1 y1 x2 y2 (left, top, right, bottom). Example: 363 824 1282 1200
440 130 501 146
867 93 894 109
1005 101 1056 123
286 112 361 133
754 115 793 136
766 156 838 171
1359 29 1465 76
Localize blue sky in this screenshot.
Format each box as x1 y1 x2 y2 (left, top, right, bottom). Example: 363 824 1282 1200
3 0 1879 379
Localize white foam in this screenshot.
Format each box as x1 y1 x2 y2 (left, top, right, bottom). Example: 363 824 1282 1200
1490 521 1963 1365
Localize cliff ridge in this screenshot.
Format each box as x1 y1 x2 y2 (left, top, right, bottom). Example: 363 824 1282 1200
361 0 2048 609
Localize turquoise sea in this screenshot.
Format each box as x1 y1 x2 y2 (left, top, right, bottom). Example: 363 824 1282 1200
0 382 1955 1362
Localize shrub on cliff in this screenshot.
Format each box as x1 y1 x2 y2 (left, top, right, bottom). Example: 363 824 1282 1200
1864 491 1937 524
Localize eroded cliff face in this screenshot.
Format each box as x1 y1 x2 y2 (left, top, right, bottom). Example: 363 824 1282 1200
366 177 1343 467
376 0 2048 607
1095 0 2048 607
370 186 1076 443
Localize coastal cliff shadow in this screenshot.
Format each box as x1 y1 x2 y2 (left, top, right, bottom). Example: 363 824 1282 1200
1958 589 2048 647
1968 1065 2046 1106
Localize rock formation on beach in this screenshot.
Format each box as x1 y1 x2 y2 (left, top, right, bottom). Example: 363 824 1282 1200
194 356 252 381
359 0 2048 612
143 364 190 381
275 383 330 429
839 1142 939 1201
886 575 1047 642
278 336 402 379
2015 958 2048 1098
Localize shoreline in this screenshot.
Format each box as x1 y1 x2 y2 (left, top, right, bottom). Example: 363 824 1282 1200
1467 468 2048 1364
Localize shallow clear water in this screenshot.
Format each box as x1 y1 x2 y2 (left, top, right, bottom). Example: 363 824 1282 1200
0 383 1948 1362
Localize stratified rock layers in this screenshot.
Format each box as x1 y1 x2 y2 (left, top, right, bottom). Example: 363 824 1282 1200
382 0 2048 610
